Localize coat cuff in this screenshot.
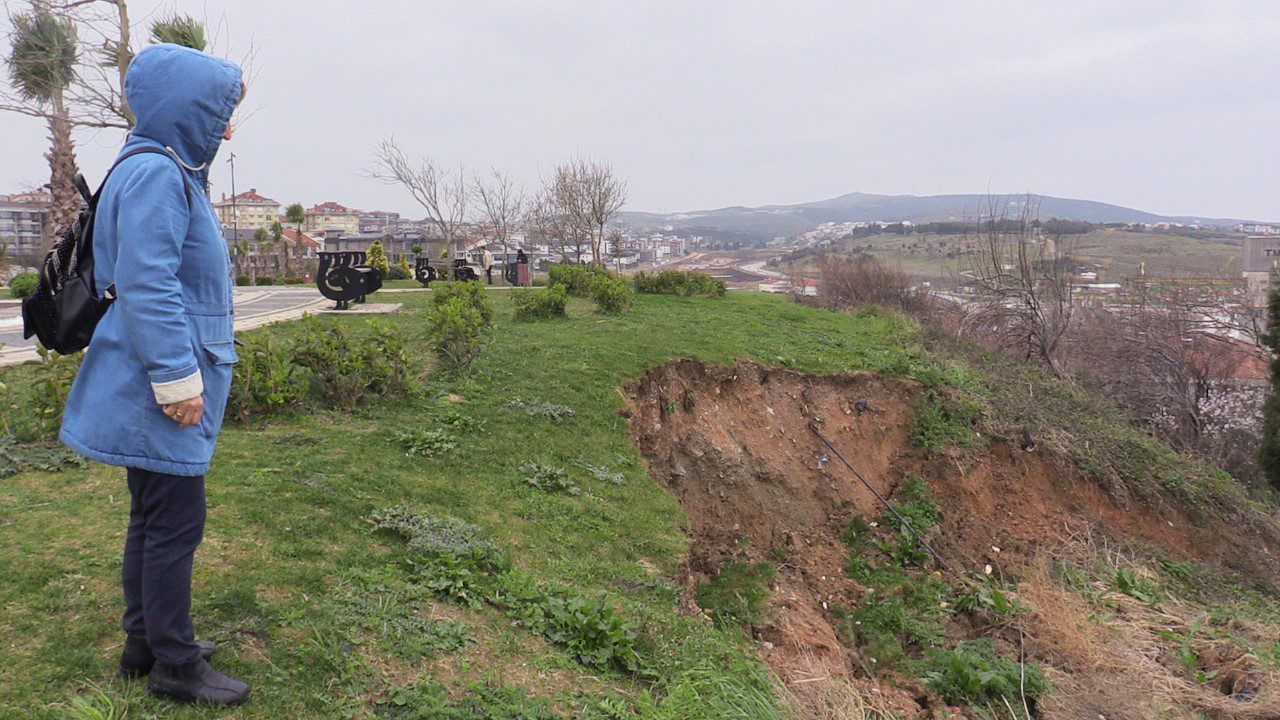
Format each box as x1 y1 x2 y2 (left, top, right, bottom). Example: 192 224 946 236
151 369 204 405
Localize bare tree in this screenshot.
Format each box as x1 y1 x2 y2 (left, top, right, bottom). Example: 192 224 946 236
960 196 1075 377
472 168 524 284
527 186 584 264
549 157 628 267
370 137 469 261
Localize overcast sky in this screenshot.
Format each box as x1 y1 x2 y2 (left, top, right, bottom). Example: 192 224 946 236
1 1 1277 220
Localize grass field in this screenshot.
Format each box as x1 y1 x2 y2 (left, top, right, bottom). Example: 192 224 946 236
0 291 926 719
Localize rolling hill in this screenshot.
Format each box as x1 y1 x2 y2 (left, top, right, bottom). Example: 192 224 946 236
621 192 1257 242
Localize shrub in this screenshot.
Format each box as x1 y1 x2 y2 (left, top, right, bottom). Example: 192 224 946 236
920 640 1050 715
234 274 251 286
228 334 305 421
8 272 37 299
512 284 569 321
808 254 931 316
432 280 493 325
2 345 83 441
387 263 411 280
547 264 603 297
254 276 276 286
366 240 391 276
632 269 726 298
429 298 487 372
590 272 633 314
289 317 410 409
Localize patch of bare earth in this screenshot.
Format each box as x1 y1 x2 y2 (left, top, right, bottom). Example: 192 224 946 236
625 359 1280 719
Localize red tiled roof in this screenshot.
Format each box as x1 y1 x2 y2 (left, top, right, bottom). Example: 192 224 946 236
307 201 358 215
280 228 321 250
217 188 278 205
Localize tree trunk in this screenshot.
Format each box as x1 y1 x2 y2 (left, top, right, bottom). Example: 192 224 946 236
44 99 81 253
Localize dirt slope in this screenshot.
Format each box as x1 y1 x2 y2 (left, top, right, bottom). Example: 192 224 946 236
626 359 1280 719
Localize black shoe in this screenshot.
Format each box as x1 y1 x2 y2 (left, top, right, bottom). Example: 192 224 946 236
148 656 250 706
119 635 217 679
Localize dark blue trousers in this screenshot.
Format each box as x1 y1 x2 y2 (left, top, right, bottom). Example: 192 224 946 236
123 467 206 665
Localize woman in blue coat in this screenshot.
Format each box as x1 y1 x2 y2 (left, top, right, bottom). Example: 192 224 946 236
60 43 249 706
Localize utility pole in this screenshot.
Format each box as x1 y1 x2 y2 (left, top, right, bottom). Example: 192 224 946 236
228 152 253 285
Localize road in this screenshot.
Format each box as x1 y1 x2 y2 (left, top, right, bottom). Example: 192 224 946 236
0 286 331 366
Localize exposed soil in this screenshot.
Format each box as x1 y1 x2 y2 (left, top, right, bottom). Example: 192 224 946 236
625 359 1280 719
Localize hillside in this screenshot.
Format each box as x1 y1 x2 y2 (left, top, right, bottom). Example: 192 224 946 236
622 192 1258 242
1 289 1279 719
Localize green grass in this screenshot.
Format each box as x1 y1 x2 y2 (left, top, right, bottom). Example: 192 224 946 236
0 291 929 718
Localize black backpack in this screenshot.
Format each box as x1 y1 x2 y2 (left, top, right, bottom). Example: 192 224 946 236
22 146 179 354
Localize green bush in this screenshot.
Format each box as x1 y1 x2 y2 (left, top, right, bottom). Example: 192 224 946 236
8 272 37 299
228 334 305 421
547 263 605 297
234 274 251 286
427 282 492 371
387 263 411 280
432 280 493 325
632 269 726 298
590 272 634 314
920 640 1050 715
512 284 569 321
429 298 487 372
366 240 391 276
1 345 83 441
289 317 410 409
254 276 276 286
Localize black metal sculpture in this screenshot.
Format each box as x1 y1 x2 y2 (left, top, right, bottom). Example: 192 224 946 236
415 257 438 287
452 258 480 282
316 251 383 310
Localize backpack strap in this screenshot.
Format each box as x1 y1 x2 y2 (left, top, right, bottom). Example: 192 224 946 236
80 146 191 298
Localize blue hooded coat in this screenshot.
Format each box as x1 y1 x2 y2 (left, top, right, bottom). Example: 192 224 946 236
60 44 244 476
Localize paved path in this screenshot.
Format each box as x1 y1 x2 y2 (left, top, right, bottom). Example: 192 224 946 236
0 286 330 366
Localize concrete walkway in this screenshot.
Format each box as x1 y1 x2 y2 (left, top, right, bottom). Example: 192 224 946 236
0 286 331 366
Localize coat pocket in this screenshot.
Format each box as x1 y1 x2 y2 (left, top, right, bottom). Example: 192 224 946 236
203 340 239 365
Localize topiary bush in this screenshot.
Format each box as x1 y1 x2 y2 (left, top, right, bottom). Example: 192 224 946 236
631 269 726 298
366 240 391 276
8 272 37 299
511 284 569 321
590 272 633 314
387 263 411 280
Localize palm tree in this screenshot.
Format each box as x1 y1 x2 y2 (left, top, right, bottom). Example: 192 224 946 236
149 13 206 51
285 203 306 277
6 7 80 248
268 221 286 277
